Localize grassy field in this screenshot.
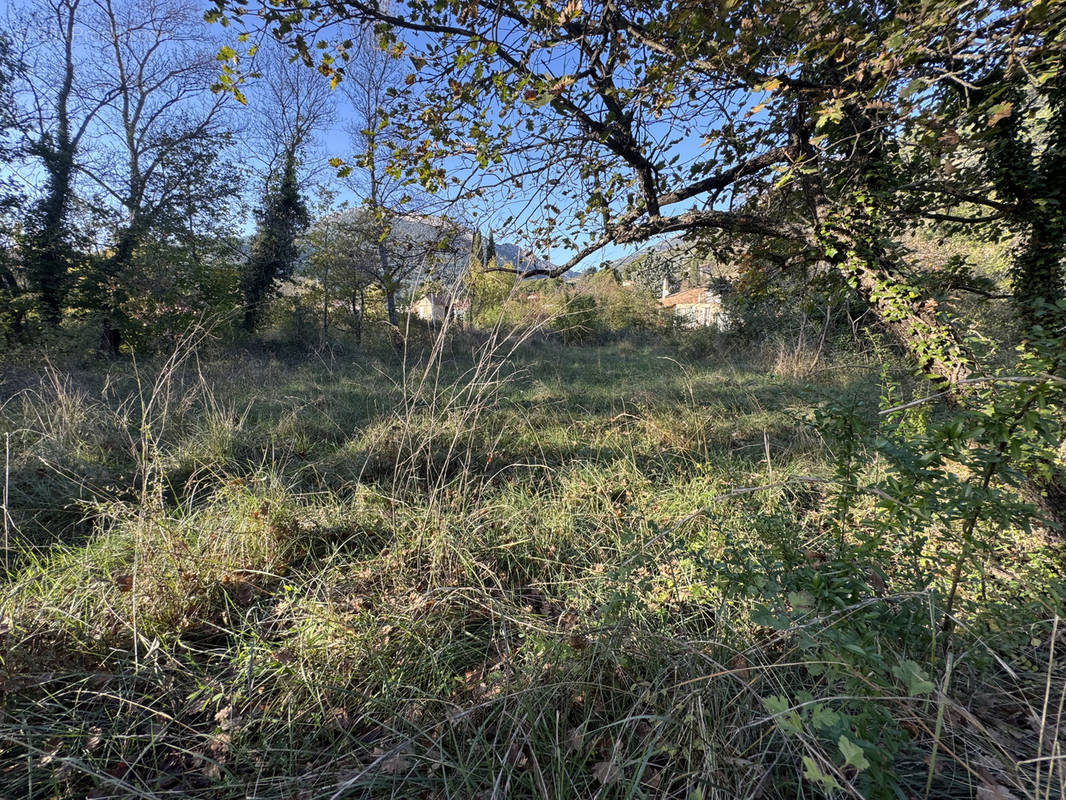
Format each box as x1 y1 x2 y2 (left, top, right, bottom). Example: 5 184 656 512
0 332 1062 799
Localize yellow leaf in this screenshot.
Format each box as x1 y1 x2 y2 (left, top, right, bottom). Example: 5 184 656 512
987 102 1013 126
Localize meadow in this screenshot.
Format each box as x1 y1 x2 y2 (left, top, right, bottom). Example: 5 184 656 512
0 329 1062 799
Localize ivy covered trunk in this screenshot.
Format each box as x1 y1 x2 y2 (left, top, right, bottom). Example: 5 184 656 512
979 75 1066 333
820 214 974 391
825 218 1066 533
24 145 76 326
843 254 973 388
979 74 1066 530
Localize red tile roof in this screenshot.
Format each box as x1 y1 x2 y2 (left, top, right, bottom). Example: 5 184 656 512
661 288 715 308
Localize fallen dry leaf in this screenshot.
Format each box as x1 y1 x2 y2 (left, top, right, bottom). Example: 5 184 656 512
592 757 620 785
730 653 751 681
505 741 528 768
214 705 241 732
201 760 222 782
272 648 296 664
232 581 255 605
371 748 411 775
566 726 584 753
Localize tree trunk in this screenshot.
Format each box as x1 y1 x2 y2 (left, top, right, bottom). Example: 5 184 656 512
385 289 398 327
321 267 329 347
842 255 973 388
1013 218 1066 331
26 149 75 326
976 76 1066 335
95 223 142 356
352 288 363 344
822 222 974 392
99 319 121 356
0 262 26 340
24 0 83 326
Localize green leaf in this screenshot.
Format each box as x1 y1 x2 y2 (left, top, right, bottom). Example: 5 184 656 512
752 605 789 630
762 695 802 734
892 660 935 696
987 102 1013 126
901 78 924 98
837 735 870 771
811 705 840 729
787 590 814 611
802 756 841 791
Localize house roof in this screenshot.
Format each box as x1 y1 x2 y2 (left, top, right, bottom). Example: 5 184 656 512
661 287 717 308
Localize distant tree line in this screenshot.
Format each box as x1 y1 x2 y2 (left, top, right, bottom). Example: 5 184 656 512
0 0 462 353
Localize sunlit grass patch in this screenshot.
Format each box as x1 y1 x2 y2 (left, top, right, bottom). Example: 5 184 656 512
0 339 1061 799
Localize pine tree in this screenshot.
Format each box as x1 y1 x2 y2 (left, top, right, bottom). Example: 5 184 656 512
485 229 496 264
241 146 309 331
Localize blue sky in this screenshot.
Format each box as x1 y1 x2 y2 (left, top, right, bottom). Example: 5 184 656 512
3 0 760 273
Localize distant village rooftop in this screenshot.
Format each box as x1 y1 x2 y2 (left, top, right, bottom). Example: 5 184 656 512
660 281 727 329
660 287 715 309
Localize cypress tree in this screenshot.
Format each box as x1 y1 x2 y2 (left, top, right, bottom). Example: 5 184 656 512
470 229 483 268
241 146 309 331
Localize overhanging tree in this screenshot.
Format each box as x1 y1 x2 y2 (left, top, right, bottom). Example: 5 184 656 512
208 0 1065 514
206 0 1058 376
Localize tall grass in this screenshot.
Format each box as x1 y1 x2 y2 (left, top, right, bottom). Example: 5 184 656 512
0 317 1061 799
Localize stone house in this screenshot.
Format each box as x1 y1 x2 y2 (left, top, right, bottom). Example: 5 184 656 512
412 293 469 323
660 281 728 329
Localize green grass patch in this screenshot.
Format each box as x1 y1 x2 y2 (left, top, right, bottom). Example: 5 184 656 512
0 339 1061 799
